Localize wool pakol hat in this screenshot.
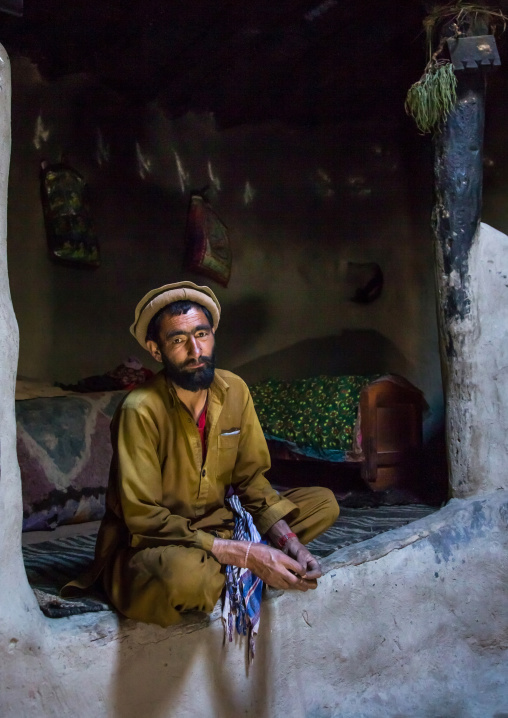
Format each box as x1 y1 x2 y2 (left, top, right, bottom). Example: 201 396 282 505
130 280 221 349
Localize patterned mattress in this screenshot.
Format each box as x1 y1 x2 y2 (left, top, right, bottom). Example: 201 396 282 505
16 391 127 531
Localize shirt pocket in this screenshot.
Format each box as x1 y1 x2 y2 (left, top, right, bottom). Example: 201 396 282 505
217 432 241 478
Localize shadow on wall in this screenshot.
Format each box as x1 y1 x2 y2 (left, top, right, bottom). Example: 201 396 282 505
215 294 271 367
421 419 449 502
232 329 411 385
111 609 274 718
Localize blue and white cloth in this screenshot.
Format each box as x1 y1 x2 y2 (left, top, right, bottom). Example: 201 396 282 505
222 493 264 661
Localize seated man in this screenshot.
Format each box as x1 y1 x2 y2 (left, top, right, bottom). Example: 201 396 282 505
67 280 339 626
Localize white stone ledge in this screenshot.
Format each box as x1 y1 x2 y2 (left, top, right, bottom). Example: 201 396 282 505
3 491 507 718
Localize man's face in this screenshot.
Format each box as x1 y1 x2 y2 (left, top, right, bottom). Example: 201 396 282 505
147 307 216 391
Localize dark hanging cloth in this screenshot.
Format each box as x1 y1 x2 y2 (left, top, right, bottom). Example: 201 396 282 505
40 161 100 268
183 193 232 287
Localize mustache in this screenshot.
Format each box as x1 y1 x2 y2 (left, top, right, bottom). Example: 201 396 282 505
182 355 214 369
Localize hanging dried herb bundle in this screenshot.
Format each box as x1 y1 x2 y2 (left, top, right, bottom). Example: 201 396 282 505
405 60 457 134
405 2 507 134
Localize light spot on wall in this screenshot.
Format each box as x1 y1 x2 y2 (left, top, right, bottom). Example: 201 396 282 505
33 115 49 150
95 128 110 167
136 142 152 180
174 151 190 193
370 143 398 173
304 0 337 22
310 168 334 198
346 175 372 198
243 180 256 205
347 175 366 186
207 160 221 192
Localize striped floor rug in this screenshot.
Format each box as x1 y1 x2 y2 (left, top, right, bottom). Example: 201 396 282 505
23 504 438 618
23 534 110 617
306 504 437 557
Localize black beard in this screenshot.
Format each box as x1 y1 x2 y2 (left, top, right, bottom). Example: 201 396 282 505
160 349 216 392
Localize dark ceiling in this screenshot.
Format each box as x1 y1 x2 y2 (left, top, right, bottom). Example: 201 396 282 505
0 1 505 128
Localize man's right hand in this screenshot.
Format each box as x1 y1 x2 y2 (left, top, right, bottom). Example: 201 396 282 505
247 542 318 591
211 538 318 592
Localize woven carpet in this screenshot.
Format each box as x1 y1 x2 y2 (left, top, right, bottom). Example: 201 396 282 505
23 504 438 619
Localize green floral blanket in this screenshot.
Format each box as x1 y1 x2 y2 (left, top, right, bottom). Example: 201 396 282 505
249 375 378 462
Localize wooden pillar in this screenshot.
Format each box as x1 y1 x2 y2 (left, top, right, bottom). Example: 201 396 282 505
433 70 485 351
432 33 506 497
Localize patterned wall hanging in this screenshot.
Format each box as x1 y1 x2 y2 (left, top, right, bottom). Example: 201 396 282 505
183 192 231 287
40 160 100 268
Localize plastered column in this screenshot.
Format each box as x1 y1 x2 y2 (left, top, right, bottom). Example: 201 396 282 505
0 42 49 693
443 221 508 496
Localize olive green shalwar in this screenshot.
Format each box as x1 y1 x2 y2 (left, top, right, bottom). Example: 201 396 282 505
65 370 339 626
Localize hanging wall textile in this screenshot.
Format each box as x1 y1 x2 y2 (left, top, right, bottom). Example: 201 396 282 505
183 193 231 287
40 161 100 268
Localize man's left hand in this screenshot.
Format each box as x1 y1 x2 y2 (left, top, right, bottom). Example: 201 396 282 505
283 537 322 580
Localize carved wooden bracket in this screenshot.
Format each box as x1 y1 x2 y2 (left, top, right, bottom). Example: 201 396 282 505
446 35 501 71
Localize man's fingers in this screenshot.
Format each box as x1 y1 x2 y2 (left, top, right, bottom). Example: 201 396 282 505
282 575 308 592
295 550 309 575
283 570 318 592
303 557 322 580
292 548 322 580
291 576 318 592
265 572 307 591
303 578 318 589
281 553 307 577
304 569 320 580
